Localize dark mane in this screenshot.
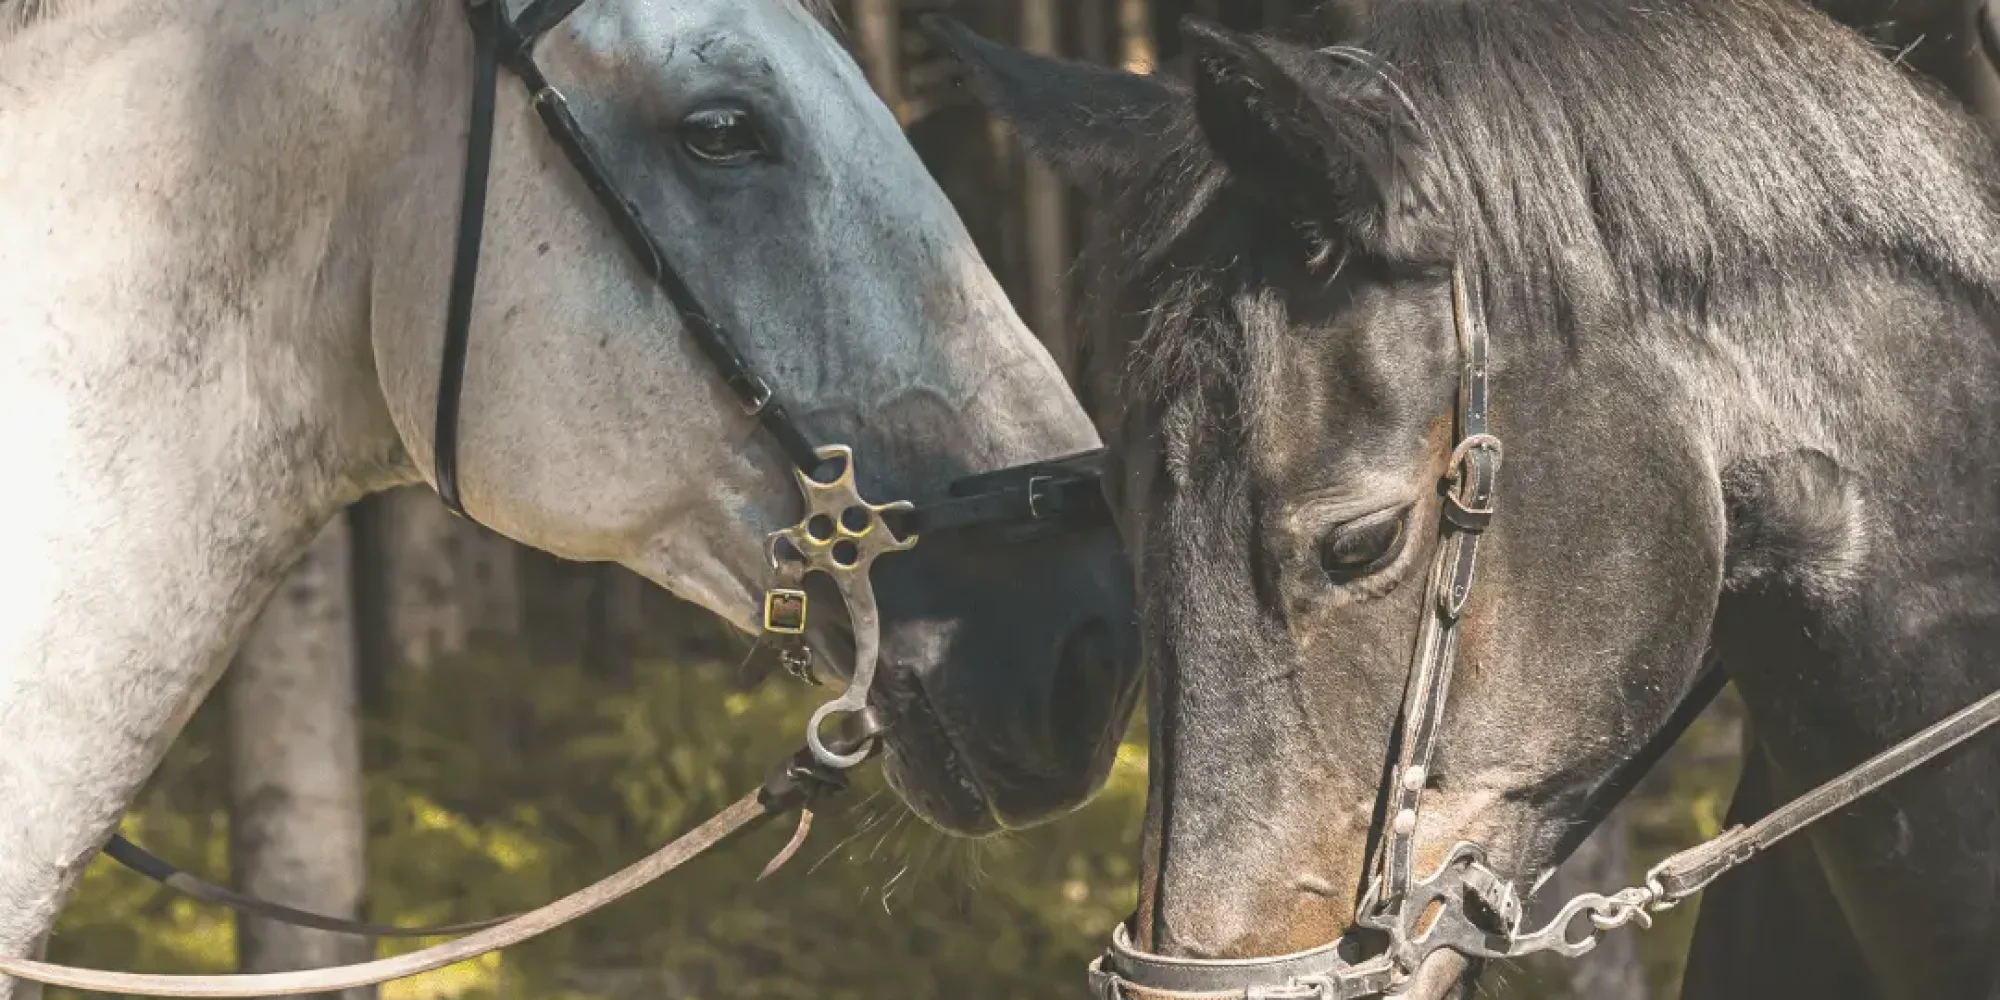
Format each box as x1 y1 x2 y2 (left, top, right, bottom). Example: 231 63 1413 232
1091 0 2000 408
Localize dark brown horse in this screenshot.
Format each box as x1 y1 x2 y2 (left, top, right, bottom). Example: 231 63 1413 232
934 0 2000 996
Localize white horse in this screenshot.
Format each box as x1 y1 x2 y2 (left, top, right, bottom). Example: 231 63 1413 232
0 0 1142 989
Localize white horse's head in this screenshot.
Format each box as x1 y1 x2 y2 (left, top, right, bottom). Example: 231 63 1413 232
365 0 1139 832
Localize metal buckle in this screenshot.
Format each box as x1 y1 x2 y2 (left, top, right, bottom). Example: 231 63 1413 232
1438 434 1502 533
762 588 807 634
1027 475 1055 519
731 374 775 417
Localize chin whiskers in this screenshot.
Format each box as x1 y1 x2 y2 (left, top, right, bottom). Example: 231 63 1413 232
879 862 910 915
808 788 893 875
868 804 914 862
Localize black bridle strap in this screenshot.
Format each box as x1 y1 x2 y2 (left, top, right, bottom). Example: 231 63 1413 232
433 0 504 517
504 58 822 472
904 475 1102 534
900 449 1110 535
102 836 508 938
1548 656 1727 867
433 0 822 517
1378 264 1501 900
7 799 779 996
16 737 876 996
509 0 588 42
89 720 881 963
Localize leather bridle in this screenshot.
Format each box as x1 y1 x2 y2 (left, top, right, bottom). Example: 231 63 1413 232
1087 263 2000 999
0 0 1111 993
1083 45 2000 999
428 0 1108 767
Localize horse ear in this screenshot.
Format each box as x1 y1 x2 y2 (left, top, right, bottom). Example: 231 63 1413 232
1182 18 1432 256
923 15 1183 194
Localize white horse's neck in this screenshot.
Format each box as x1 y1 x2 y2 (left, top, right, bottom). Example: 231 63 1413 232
0 0 442 977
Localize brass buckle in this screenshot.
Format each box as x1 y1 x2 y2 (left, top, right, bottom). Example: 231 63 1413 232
762 587 808 635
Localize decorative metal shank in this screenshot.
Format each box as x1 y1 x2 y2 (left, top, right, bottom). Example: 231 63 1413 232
765 445 917 768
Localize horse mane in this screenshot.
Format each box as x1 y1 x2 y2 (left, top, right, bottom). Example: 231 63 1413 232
1094 0 2000 408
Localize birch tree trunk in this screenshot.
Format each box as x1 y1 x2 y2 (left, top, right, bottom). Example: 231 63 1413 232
227 517 373 1000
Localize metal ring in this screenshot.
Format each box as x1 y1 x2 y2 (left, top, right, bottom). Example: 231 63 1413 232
805 698 875 769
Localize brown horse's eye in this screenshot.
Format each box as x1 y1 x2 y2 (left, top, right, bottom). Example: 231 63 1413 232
678 106 767 165
1319 509 1409 584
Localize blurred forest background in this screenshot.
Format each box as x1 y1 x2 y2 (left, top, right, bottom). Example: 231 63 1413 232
48 2 1748 998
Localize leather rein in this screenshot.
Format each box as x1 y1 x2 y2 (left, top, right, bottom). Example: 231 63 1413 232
1088 263 2000 1000
0 0 1108 992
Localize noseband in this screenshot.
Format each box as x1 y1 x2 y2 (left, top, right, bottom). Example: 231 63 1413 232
431 0 1109 768
1087 264 2000 1000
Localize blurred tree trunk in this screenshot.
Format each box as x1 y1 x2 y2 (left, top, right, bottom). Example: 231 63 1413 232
855 0 905 122
1077 0 1111 65
1018 0 1069 350
360 487 519 678
227 517 373 1000
1120 0 1157 72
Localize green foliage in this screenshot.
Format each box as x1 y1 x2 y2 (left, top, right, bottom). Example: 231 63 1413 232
49 700 236 980
53 648 1146 1000
50 648 1739 1000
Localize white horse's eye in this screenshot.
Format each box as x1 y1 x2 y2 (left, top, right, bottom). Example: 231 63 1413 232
678 105 768 165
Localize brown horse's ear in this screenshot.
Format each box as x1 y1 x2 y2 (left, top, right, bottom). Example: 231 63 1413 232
923 15 1185 195
1182 17 1441 258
